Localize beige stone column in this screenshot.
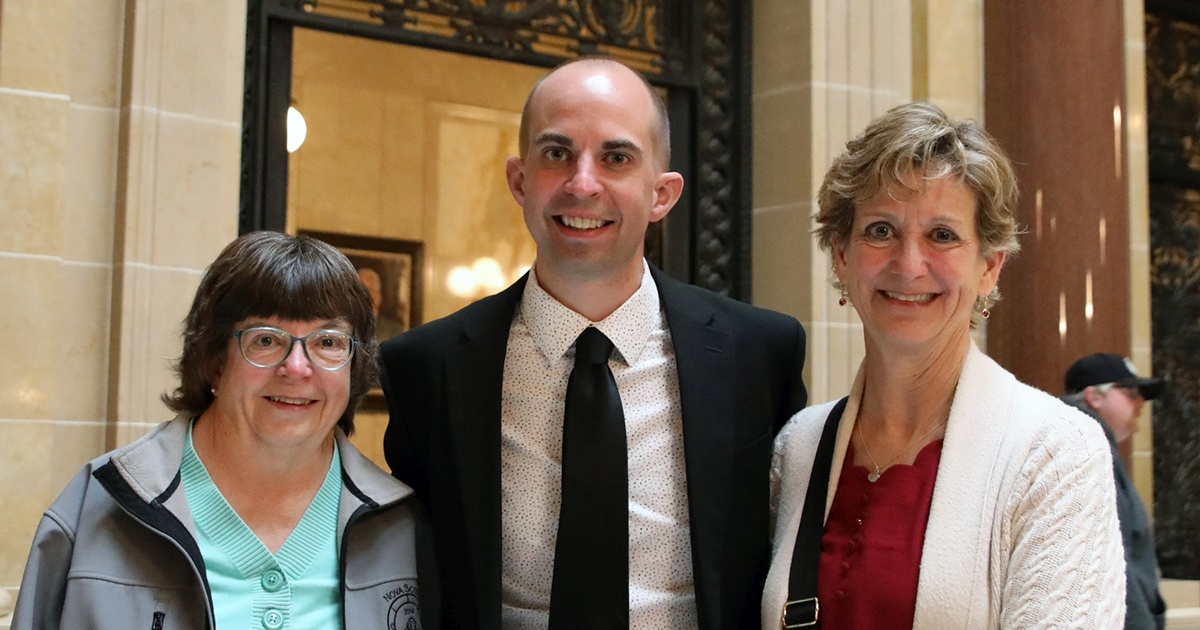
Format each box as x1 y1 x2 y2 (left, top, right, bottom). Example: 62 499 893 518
105 0 244 448
1122 0 1155 517
0 0 245 598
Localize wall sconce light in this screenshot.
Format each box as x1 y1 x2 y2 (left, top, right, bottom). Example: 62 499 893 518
287 106 307 153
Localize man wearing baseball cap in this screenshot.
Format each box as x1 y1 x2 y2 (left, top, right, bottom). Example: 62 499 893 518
1063 353 1166 629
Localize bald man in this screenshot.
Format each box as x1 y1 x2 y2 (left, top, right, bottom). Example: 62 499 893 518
380 59 808 629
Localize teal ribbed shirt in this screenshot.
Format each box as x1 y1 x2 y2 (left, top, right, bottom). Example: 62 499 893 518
182 424 343 629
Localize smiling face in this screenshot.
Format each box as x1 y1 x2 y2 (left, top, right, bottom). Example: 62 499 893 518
506 61 683 293
209 316 352 452
833 175 1005 357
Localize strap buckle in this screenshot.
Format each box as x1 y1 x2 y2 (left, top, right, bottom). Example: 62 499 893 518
781 597 819 628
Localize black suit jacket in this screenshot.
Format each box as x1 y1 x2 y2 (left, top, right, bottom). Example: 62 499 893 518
379 266 808 629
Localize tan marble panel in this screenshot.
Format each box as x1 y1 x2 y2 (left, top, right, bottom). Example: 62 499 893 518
0 257 108 423
0 0 70 94
824 0 850 91
847 0 875 128
0 256 61 421
291 83 388 237
68 0 124 107
145 266 206 420
107 264 202 428
822 84 852 172
155 0 246 121
0 93 68 257
871 0 913 115
753 0 811 94
54 263 113 422
810 319 863 403
1131 450 1153 518
752 203 813 320
149 114 241 269
924 0 982 118
63 105 120 264
1163 580 1200 609
753 87 814 210
113 106 160 266
377 93 428 242
0 419 106 589
808 235 838 319
121 0 164 110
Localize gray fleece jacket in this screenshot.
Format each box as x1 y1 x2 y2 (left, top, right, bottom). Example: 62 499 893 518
11 416 437 629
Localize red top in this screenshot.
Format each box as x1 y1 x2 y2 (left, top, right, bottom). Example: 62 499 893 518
816 438 943 629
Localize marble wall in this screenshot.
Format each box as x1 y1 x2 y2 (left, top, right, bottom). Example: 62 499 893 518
0 0 245 602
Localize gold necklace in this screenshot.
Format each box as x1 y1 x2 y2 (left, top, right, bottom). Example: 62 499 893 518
857 418 948 483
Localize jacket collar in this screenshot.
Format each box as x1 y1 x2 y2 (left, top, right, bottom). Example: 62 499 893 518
106 415 413 529
335 428 416 541
108 415 192 504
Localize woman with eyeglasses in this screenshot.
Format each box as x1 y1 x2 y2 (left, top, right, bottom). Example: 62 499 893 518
12 232 431 629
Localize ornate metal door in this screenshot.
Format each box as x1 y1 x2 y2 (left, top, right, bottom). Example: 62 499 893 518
1146 0 1200 579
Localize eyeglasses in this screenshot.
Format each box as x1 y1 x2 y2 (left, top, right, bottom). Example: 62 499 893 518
233 326 357 371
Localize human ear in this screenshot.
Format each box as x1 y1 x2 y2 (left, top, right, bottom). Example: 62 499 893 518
977 250 1007 297
649 171 684 222
506 157 527 206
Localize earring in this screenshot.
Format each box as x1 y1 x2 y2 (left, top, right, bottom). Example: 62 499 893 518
975 295 993 319
838 287 848 306
210 387 217 397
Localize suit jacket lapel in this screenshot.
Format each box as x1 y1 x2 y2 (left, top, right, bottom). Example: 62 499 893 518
653 268 737 625
444 275 527 628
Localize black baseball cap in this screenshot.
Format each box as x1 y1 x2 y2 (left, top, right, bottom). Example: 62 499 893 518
1064 353 1164 400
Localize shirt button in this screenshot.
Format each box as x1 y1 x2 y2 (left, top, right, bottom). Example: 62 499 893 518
262 609 284 630
834 589 845 599
841 561 851 571
261 570 285 592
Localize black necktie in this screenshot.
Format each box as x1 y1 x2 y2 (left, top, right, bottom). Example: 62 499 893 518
549 327 629 629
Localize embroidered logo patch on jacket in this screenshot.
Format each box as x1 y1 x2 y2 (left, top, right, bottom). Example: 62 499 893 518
386 583 420 630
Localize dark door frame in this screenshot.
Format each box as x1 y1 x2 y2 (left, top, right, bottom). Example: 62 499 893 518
238 0 755 299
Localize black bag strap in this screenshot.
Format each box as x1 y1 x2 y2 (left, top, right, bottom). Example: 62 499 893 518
780 396 849 629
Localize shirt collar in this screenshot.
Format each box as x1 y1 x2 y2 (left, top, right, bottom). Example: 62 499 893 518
518 261 660 367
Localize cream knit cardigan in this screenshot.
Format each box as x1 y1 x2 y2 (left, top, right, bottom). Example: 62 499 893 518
762 342 1126 629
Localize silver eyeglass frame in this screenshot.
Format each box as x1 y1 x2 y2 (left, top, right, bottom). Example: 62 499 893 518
232 326 358 371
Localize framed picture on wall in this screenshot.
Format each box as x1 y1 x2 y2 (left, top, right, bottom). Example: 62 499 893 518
298 230 424 411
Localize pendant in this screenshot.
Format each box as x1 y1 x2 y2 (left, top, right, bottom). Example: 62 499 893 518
868 468 881 483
